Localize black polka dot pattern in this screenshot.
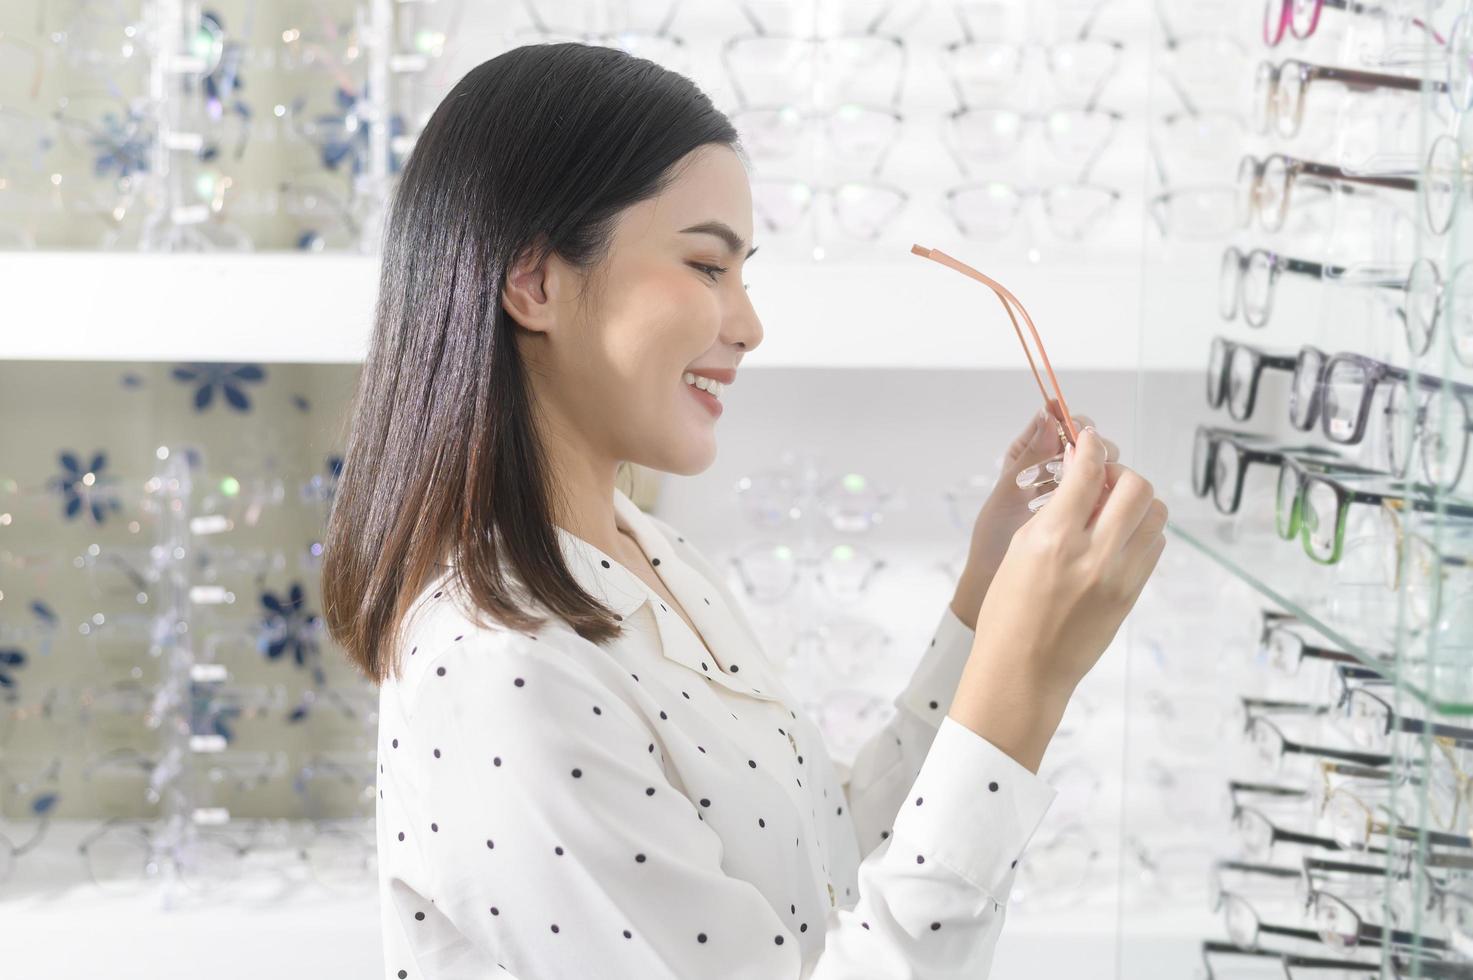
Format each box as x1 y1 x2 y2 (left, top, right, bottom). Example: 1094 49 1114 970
374 523 1056 977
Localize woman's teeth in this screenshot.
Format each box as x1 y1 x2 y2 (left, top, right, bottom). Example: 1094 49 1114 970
683 372 724 398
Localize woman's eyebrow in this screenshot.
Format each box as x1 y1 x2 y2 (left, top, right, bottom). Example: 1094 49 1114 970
680 221 759 260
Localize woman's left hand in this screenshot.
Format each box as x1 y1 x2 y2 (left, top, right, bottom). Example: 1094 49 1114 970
949 399 1120 629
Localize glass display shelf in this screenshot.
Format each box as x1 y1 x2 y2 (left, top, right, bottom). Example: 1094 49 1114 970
1167 514 1473 716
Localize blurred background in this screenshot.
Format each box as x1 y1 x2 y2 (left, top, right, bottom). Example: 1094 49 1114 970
2 1 1470 978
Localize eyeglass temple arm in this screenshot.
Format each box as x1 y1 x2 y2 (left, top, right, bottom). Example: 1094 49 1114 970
911 244 1079 445
1398 714 1473 748
1283 954 1377 973
1286 736 1391 768
1305 856 1396 877
1309 64 1446 95
1399 955 1473 978
1271 822 1344 850
1258 921 1325 944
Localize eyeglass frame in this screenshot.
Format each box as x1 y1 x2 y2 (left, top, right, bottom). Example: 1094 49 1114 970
911 244 1079 446
1219 245 1346 328
939 36 1126 109
1310 886 1452 953
1199 939 1381 978
1233 802 1363 857
1218 889 1326 949
942 180 1123 242
1260 618 1387 676
943 104 1125 178
1237 152 1420 234
1325 783 1473 852
1263 0 1447 48
1346 684 1473 752
1247 713 1394 769
1315 350 1473 458
1252 57 1447 139
1275 455 1473 565
1208 336 1297 422
1193 424 1354 516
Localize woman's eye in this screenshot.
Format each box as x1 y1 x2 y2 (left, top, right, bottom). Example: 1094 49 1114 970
690 262 727 283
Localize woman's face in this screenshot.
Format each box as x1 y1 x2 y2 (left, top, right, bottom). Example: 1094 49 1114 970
505 143 762 480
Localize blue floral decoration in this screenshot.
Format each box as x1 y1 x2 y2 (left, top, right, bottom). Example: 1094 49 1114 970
314 84 406 177
190 682 243 743
28 600 57 627
259 582 323 678
323 454 343 503
197 9 253 162
292 394 311 413
170 362 266 412
89 104 153 181
0 647 26 692
48 450 122 524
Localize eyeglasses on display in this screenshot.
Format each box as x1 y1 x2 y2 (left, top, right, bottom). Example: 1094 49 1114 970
1251 57 1447 139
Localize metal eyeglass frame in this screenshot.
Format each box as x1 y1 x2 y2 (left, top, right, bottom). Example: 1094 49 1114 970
1310 886 1452 954
1246 713 1394 769
910 244 1079 447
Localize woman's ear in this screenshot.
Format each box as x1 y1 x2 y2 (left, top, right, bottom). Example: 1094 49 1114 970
501 242 558 333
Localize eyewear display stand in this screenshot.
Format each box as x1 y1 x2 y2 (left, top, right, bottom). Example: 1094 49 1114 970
1130 1 1473 977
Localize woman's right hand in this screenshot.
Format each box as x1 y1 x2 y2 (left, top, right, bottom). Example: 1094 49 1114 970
947 425 1168 772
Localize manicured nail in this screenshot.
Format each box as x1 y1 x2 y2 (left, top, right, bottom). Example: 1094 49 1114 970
1060 442 1075 480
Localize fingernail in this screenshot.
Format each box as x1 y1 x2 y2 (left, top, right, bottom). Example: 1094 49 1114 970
1059 442 1075 480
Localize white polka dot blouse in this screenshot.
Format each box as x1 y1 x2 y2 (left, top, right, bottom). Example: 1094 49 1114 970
375 485 1058 979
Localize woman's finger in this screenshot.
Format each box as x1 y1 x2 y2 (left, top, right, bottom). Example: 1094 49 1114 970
1059 412 1119 463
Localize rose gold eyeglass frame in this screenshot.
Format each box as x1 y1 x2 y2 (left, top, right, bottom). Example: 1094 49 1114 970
910 243 1080 448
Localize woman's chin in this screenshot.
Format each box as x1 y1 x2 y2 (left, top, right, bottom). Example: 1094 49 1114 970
663 428 718 476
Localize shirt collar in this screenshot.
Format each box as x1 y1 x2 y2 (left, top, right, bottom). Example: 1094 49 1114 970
440 487 781 702
560 487 782 702
550 486 652 620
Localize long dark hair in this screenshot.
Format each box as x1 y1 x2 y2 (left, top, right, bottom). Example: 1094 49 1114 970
321 42 745 686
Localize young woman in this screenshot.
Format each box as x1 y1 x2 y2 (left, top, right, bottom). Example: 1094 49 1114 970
321 41 1167 980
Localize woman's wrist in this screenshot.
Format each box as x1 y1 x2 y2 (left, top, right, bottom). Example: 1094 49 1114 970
945 645 1074 774
949 566 994 631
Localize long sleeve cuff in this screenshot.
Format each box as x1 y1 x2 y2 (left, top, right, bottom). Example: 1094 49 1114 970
887 714 1057 901
893 602 977 727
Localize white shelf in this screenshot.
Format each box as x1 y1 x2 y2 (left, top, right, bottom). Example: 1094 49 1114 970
1 251 1202 370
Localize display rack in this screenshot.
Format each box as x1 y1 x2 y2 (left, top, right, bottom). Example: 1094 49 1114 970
1128 0 1473 975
